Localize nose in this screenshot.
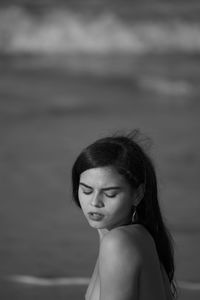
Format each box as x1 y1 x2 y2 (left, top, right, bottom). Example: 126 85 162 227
90 193 103 208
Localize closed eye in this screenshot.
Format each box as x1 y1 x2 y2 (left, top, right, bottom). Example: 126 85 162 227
79 183 93 195
80 187 93 195
82 190 92 195
104 192 117 198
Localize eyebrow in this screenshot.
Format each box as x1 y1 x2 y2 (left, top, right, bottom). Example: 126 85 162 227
79 182 121 191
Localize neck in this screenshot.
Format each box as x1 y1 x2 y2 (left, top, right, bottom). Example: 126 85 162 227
98 228 109 241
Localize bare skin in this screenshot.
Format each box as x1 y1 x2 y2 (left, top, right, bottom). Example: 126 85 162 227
86 224 173 300
78 167 173 300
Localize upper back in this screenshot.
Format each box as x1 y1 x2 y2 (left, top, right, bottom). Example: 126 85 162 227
99 224 173 300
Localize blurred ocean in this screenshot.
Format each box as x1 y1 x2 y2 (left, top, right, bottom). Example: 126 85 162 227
0 0 200 55
0 0 200 103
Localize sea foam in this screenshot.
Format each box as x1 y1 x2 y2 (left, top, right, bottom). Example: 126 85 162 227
0 7 200 54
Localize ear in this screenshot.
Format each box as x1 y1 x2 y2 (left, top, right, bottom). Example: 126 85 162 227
132 183 144 206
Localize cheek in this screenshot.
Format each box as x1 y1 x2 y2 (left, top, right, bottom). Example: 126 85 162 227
112 195 133 215
79 201 87 215
78 193 88 211
108 195 133 215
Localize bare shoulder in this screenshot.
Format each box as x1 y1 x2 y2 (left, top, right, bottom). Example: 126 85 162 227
100 224 157 265
98 226 142 300
99 225 169 300
99 225 144 267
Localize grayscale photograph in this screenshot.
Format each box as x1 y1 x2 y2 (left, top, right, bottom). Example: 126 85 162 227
0 1 199 299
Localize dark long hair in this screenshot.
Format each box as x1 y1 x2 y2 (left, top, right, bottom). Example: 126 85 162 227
72 131 176 298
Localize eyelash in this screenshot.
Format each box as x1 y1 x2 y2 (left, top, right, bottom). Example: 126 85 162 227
83 191 92 195
105 193 117 198
82 190 117 198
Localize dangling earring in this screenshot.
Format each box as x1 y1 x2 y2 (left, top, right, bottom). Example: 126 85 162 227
131 207 137 224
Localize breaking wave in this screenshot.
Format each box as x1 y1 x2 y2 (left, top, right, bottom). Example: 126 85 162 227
1 7 200 55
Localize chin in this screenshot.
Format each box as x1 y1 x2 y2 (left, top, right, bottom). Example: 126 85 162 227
88 220 117 231
88 221 106 229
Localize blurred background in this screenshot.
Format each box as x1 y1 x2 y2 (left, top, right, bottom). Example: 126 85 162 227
0 0 200 299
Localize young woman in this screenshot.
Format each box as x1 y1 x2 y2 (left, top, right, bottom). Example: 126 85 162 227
71 131 177 300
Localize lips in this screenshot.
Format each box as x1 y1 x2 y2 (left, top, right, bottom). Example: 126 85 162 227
88 212 104 221
89 212 103 216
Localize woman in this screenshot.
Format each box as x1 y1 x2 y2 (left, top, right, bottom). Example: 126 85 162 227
72 131 177 300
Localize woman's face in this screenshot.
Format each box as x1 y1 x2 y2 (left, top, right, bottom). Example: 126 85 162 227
78 166 137 230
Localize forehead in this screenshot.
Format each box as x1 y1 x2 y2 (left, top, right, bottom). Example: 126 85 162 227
79 166 128 187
